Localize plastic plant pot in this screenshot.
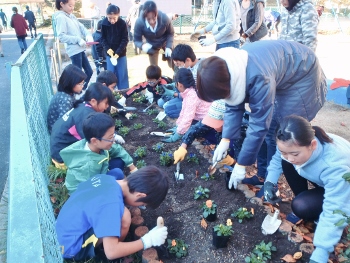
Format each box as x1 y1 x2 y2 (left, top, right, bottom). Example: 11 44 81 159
204 208 217 222
212 228 231 249
225 172 235 191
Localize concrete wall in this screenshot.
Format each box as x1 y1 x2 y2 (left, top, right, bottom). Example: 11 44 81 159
85 0 192 17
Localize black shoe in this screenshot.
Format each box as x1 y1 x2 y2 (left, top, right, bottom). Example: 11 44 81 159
21 48 24 54
31 35 34 38
34 34 37 38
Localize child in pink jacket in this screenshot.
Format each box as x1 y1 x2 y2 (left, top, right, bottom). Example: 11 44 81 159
163 68 212 143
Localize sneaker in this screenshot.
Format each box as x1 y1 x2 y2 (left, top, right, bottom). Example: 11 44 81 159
21 48 24 54
286 213 301 224
31 35 34 38
242 175 264 186
0 53 3 57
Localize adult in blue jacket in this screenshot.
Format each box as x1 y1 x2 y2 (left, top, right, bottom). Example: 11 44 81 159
133 1 174 68
265 115 350 263
196 40 327 190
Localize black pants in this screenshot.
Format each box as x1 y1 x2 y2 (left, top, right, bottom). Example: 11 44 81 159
282 160 324 221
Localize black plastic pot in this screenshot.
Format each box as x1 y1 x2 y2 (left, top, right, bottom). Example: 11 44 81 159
203 208 217 222
212 228 230 248
225 172 235 191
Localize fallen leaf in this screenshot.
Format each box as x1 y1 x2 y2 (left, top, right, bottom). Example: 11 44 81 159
251 208 254 215
281 254 296 262
293 252 302 259
303 234 314 243
341 122 345 126
195 170 199 178
200 218 207 229
50 196 56 204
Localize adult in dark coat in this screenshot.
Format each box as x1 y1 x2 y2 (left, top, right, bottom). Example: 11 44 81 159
196 40 327 190
133 1 174 68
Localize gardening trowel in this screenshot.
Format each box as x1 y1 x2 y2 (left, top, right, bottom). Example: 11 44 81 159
141 102 156 112
150 132 173 137
208 161 218 175
261 209 281 235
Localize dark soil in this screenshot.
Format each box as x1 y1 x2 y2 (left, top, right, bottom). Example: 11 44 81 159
116 97 311 263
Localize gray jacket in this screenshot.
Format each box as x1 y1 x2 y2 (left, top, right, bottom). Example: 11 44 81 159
134 10 174 50
54 11 90 57
205 0 241 44
221 40 327 165
279 0 319 51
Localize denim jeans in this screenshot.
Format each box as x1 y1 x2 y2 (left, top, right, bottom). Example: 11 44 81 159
106 55 129 90
216 39 240 51
163 97 183 118
17 35 27 51
70 51 93 90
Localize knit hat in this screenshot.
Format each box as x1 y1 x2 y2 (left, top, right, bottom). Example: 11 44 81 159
202 100 226 129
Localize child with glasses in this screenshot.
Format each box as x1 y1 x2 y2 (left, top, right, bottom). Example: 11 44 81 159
60 112 137 194
122 65 173 107
51 82 115 164
47 64 87 134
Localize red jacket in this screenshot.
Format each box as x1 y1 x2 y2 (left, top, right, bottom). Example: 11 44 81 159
11 14 28 36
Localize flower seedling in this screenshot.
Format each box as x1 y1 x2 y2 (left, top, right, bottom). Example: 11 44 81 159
155 85 164 94
202 200 217 218
231 207 254 223
113 91 122 100
245 241 276 263
118 127 130 136
153 118 167 129
47 164 67 183
128 113 138 120
167 238 188 258
152 142 165 153
159 151 173 166
201 172 215 181
133 146 147 158
115 119 123 129
133 123 143 130
146 108 159 115
186 153 199 164
213 219 234 236
194 185 210 200
133 94 147 103
136 160 146 169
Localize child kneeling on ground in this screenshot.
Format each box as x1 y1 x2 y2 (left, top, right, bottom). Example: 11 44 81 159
60 112 137 194
56 166 169 261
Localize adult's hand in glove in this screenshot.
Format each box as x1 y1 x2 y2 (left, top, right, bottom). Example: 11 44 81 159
212 139 230 163
86 35 94 42
219 155 235 166
264 181 281 205
78 39 86 47
162 133 182 143
199 36 215 46
142 43 152 53
164 48 172 57
107 48 114 57
174 146 187 164
114 134 125 144
228 164 246 189
166 126 177 134
141 224 168 249
118 96 126 106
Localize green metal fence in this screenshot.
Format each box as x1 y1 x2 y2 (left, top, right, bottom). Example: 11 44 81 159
8 34 62 263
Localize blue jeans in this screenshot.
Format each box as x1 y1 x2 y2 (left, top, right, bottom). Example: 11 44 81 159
216 39 240 51
107 157 125 180
70 52 93 90
106 55 129 90
163 97 182 118
17 35 27 51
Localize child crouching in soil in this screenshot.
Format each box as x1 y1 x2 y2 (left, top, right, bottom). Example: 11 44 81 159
60 112 137 194
163 68 212 143
56 166 169 261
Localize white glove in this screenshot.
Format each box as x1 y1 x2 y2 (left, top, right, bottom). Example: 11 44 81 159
228 164 246 189
141 225 168 249
212 139 230 163
78 39 86 47
110 106 118 114
118 96 126 106
114 134 125 144
145 89 154 103
164 48 172 57
110 57 118 66
86 35 93 42
199 36 215 46
142 43 152 53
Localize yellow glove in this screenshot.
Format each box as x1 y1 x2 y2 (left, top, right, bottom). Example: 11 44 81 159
173 147 187 164
219 155 236 166
113 54 119 59
107 48 114 57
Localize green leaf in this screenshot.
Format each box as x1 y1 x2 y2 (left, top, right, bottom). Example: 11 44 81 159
342 172 350 182
335 218 346 227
